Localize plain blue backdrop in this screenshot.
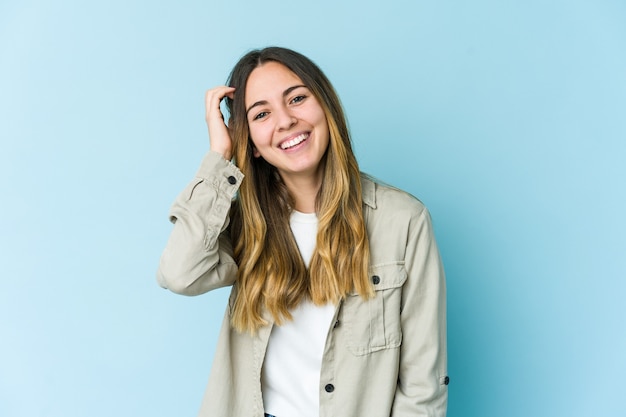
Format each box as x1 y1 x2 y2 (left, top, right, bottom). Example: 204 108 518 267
1 0 625 416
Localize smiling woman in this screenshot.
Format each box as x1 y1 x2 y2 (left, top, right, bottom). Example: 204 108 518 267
244 62 330 204
156 47 448 417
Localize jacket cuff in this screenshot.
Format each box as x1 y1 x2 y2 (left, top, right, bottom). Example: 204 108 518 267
195 151 244 196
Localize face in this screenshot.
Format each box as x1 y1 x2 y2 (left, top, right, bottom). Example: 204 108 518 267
244 61 330 185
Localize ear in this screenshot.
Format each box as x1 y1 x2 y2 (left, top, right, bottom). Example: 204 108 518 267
249 139 261 158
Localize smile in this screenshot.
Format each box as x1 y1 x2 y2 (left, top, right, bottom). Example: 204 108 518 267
280 132 309 150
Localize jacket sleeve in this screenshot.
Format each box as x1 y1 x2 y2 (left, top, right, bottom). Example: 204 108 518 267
392 207 448 416
156 151 243 295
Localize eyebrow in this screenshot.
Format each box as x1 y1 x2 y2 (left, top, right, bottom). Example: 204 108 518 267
246 84 308 116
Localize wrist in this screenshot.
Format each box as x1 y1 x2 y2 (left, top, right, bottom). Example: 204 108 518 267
210 145 232 161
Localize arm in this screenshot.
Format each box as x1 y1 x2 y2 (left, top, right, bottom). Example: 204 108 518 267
156 151 243 295
392 208 448 416
157 86 241 295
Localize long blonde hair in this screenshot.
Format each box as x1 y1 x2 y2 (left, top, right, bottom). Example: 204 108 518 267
225 47 373 333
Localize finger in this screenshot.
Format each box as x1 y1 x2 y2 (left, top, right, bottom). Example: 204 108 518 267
205 86 235 106
205 87 235 121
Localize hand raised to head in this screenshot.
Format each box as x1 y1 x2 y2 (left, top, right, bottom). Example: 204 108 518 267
205 86 236 160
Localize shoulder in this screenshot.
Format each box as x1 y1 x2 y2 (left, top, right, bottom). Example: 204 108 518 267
360 173 428 220
360 174 436 267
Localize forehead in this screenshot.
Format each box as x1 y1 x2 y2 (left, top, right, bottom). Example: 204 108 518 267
244 62 305 104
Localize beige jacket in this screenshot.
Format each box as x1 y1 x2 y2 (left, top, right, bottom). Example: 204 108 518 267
157 151 448 417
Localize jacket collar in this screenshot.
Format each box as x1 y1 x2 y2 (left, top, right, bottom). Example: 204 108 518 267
360 174 377 209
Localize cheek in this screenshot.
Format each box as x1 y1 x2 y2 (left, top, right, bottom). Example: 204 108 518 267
249 123 274 147
317 115 330 140
313 109 329 136
310 99 327 124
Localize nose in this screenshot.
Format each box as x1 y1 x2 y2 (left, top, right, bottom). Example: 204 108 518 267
275 105 297 131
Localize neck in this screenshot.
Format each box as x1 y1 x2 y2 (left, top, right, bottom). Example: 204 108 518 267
280 172 322 214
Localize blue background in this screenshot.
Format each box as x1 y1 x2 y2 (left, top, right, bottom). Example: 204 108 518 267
1 0 625 416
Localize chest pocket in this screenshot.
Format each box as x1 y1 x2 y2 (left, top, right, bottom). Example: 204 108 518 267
342 262 407 356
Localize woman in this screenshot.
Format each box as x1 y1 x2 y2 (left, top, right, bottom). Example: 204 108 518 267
157 47 448 417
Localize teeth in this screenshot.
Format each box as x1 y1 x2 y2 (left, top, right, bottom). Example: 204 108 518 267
280 133 308 149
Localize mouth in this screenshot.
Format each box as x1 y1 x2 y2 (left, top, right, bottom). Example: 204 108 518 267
279 132 309 150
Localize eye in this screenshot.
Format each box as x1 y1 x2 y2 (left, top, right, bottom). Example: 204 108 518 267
253 111 269 121
290 95 306 104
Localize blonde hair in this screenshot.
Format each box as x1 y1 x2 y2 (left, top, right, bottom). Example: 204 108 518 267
225 47 374 333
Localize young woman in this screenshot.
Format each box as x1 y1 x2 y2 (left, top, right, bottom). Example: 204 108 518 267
157 47 448 417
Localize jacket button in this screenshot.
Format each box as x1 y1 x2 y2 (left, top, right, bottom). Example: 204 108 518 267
333 319 340 329
444 376 450 385
372 275 380 285
324 384 334 393
227 175 237 185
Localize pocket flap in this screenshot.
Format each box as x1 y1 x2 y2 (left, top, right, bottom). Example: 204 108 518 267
369 262 407 291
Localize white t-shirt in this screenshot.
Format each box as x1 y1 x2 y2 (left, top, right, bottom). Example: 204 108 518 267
261 211 336 417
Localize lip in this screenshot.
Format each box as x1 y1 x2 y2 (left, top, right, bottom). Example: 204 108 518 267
278 131 311 151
